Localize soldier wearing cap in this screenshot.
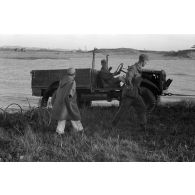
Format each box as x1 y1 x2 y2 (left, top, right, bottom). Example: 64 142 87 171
99 59 123 88
51 68 84 135
112 54 149 131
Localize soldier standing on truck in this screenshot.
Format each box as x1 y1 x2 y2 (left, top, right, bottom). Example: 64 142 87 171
112 54 149 131
99 59 123 88
51 68 84 135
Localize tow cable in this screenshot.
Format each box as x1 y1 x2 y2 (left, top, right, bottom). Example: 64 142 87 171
163 93 195 97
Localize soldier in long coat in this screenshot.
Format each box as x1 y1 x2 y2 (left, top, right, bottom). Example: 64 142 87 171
112 54 149 130
51 68 83 134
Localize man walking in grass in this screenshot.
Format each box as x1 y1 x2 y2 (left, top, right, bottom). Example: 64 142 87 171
51 68 84 135
112 54 149 131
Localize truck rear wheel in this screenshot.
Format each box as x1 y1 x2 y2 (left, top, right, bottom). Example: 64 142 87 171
41 81 59 107
77 92 92 108
77 100 92 108
51 91 91 108
140 87 157 113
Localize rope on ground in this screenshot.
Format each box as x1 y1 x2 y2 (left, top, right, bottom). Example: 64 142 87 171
0 107 6 120
26 98 32 109
0 102 52 126
5 103 23 114
29 107 51 126
163 93 195 97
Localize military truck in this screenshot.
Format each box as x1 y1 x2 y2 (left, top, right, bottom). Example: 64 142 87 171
31 49 172 111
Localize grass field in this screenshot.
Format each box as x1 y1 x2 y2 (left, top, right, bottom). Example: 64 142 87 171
0 101 195 162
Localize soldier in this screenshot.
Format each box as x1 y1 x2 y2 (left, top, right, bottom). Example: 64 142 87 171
112 54 149 130
51 68 84 135
99 59 123 88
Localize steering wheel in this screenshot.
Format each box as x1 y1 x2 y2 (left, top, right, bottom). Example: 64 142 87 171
115 63 124 74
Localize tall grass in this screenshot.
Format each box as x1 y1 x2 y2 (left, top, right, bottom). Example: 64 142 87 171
0 101 195 162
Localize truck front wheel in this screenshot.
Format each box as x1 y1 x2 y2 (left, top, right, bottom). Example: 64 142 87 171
140 87 157 113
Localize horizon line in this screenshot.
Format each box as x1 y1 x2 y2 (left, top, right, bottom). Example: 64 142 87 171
0 45 194 52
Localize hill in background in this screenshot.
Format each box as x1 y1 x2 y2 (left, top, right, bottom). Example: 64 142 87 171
0 46 195 60
94 48 195 59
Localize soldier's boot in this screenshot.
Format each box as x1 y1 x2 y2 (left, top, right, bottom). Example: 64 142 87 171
56 120 66 135
71 121 84 133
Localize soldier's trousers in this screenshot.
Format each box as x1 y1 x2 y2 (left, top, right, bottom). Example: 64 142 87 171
112 95 147 126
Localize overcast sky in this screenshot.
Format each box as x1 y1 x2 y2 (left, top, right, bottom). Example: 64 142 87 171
0 34 195 51
0 1 195 51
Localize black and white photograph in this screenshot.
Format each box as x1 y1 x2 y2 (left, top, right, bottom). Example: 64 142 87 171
1 34 195 162
0 0 194 194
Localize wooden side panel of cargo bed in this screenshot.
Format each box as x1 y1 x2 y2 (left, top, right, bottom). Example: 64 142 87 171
31 68 91 90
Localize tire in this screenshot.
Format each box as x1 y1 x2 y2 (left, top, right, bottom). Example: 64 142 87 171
140 87 157 113
77 92 92 108
77 100 92 108
41 81 59 107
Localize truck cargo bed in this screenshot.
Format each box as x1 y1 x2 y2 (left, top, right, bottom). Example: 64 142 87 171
31 68 92 96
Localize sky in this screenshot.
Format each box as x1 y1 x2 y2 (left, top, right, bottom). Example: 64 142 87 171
0 0 195 51
0 34 195 51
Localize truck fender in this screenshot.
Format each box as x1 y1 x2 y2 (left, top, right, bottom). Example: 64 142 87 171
140 78 160 95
